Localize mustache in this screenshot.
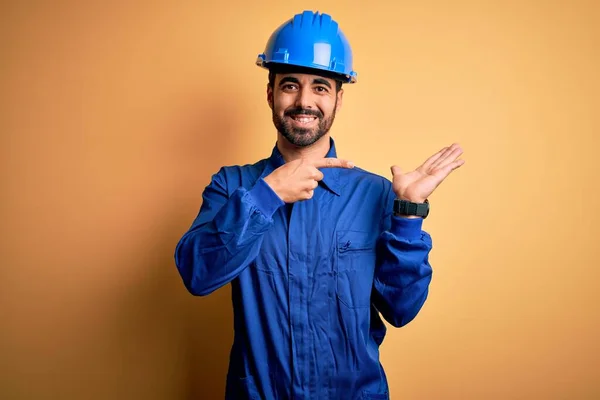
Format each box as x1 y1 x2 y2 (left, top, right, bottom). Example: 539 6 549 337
285 108 323 119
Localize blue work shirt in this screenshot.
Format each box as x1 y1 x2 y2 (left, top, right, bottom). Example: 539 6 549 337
174 138 433 400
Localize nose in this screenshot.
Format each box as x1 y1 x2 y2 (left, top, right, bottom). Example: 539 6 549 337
294 86 313 110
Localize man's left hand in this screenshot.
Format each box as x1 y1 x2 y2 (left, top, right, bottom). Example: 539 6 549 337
391 143 465 203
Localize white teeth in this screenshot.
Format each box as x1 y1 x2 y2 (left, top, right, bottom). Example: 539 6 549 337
292 116 316 123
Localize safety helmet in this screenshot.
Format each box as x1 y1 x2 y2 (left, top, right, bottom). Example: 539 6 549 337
256 11 357 83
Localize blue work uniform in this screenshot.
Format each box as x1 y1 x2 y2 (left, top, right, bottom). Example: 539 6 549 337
174 138 433 400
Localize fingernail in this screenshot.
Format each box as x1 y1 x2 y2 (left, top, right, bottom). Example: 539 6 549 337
348 161 355 168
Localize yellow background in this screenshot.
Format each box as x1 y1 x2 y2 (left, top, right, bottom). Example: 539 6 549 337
1 1 598 399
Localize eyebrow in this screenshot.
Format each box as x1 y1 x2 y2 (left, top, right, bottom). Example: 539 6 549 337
279 77 300 87
279 76 333 89
313 78 332 89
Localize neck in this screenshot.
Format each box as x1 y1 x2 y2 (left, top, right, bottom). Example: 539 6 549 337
276 133 331 163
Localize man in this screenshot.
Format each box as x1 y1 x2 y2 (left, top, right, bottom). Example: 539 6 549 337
174 10 464 400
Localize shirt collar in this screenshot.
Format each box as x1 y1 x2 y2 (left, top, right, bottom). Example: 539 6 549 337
259 137 342 196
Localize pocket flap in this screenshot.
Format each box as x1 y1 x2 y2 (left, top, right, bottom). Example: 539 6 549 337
337 230 376 252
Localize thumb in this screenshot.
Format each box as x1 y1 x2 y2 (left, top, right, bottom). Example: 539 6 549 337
390 165 402 177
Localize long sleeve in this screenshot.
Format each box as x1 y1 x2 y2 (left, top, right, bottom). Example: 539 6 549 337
174 167 285 296
372 184 434 327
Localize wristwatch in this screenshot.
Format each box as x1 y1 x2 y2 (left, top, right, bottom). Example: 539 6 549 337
393 198 429 219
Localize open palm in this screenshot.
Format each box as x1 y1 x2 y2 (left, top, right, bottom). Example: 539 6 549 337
392 143 465 203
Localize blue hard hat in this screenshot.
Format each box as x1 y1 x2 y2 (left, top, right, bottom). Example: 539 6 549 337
256 11 357 83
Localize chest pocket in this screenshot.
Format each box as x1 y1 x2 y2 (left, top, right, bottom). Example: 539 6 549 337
336 230 377 309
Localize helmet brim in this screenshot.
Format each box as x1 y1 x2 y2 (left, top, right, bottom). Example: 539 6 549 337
257 59 357 84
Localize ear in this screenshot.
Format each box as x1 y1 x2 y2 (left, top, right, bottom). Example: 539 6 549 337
267 85 274 110
335 88 344 112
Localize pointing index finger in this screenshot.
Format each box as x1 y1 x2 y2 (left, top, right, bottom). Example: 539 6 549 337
312 158 355 169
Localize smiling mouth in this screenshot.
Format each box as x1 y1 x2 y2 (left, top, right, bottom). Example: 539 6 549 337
289 114 318 124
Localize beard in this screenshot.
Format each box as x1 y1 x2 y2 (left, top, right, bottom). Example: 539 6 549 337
272 104 337 147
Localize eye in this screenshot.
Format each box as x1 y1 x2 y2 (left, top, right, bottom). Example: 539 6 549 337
315 86 329 93
282 84 298 91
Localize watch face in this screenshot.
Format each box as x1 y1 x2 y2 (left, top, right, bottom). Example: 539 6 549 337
394 199 429 218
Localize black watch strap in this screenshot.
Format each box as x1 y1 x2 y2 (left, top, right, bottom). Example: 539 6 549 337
393 198 429 218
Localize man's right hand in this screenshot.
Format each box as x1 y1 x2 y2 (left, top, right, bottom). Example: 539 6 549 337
263 158 355 203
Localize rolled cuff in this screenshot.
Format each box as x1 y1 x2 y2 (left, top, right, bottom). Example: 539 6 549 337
390 215 424 240
247 178 285 218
